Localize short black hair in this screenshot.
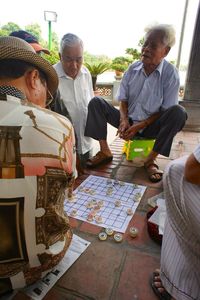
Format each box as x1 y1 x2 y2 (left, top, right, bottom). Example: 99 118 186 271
0 59 47 82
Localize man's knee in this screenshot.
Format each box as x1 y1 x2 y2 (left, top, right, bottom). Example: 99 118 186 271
167 105 187 122
88 96 106 109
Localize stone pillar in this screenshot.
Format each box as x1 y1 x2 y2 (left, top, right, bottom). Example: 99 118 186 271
181 2 200 131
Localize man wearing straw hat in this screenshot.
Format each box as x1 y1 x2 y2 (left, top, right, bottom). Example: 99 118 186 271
0 36 76 296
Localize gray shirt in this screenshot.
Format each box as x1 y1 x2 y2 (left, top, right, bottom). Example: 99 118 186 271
116 59 180 122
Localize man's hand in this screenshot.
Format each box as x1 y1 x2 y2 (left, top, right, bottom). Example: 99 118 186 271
117 119 130 138
121 124 140 140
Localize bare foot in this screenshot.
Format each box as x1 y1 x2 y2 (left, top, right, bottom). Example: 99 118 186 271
151 269 175 300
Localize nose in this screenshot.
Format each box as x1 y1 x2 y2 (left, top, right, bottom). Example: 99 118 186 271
70 60 78 69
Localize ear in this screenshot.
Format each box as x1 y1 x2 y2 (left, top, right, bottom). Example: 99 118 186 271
26 69 41 90
164 46 171 57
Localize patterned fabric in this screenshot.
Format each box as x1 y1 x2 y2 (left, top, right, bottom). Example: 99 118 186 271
161 148 200 300
0 85 26 100
0 91 76 292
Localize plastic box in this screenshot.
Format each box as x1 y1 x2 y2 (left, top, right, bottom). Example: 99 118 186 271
122 139 155 160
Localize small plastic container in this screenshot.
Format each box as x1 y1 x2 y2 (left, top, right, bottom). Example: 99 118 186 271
122 138 155 161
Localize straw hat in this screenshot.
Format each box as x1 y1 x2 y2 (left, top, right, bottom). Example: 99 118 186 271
0 36 58 95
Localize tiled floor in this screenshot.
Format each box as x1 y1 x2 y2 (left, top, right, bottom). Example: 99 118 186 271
14 131 200 300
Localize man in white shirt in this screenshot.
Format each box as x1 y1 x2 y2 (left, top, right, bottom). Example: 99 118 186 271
54 33 94 167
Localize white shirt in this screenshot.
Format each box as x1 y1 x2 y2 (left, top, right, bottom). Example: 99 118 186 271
54 62 94 155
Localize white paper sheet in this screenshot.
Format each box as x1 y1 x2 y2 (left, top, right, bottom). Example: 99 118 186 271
148 198 166 235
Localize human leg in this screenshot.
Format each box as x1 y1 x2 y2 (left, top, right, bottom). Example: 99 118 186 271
142 105 187 182
85 97 120 167
143 105 187 157
85 96 120 141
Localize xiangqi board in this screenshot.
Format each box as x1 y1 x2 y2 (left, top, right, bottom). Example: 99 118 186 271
64 175 146 233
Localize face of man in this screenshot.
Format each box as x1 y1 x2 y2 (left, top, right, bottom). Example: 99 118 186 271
141 30 170 70
60 43 83 79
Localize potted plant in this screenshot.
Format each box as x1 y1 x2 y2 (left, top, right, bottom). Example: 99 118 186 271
111 56 131 79
84 62 110 91
111 63 127 78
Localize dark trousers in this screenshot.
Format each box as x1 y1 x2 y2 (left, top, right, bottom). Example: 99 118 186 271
85 97 187 157
79 151 91 168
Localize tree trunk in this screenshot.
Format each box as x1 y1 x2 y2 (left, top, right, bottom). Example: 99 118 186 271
92 76 97 91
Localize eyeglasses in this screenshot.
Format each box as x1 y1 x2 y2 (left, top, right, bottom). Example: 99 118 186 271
45 89 54 107
61 55 83 64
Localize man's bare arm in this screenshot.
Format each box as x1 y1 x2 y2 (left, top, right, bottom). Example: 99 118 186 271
185 153 200 185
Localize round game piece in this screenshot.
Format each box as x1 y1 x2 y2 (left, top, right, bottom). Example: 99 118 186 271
114 233 123 243
126 208 133 215
86 201 94 208
70 209 77 217
95 215 103 224
67 195 76 202
129 227 139 238
87 214 94 222
115 200 121 207
90 209 97 217
98 232 107 241
92 199 97 205
105 228 114 236
98 200 104 207
94 205 101 211
134 192 141 201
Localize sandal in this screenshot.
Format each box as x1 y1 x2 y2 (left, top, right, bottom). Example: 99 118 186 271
144 161 163 183
86 151 113 168
150 270 172 300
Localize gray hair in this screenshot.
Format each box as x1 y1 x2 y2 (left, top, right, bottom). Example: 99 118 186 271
144 24 176 48
60 33 83 53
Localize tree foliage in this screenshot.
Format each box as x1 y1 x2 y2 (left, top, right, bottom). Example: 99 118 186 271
125 48 141 61
84 62 111 90
84 51 111 65
25 23 42 41
43 50 60 65
0 22 60 64
111 56 132 72
0 22 20 36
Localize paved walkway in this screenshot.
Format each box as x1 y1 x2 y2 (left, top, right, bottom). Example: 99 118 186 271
15 131 200 300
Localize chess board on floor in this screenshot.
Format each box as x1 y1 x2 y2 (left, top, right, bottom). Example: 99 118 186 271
64 175 146 233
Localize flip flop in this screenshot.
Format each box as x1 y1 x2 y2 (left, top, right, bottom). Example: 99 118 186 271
144 162 163 183
86 151 113 168
150 271 171 300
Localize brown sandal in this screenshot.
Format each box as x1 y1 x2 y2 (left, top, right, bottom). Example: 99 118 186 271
144 161 163 183
86 151 113 168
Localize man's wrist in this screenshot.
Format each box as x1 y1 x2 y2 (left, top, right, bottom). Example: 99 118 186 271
120 116 129 122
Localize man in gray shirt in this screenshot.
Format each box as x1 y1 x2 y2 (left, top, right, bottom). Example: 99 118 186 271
85 24 187 182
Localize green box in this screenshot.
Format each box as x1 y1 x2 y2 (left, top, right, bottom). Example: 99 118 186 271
122 139 155 160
